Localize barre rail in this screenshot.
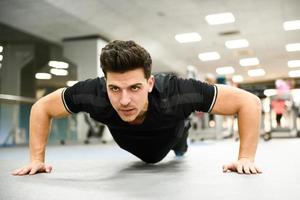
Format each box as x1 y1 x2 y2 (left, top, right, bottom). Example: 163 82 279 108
0 94 36 104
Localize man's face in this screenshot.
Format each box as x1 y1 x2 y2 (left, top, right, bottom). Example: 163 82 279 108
106 68 154 123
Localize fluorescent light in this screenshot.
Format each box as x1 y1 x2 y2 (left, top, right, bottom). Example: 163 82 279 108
248 68 266 77
286 43 300 52
50 68 68 76
198 52 220 61
0 46 3 53
288 60 300 68
239 57 259 67
289 70 300 77
225 39 249 49
232 75 244 83
35 73 52 80
205 12 235 25
48 60 69 69
175 32 202 43
283 20 300 31
264 89 277 97
216 66 235 75
0 55 3 61
66 80 78 87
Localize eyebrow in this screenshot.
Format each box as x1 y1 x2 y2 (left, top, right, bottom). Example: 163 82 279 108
108 83 143 88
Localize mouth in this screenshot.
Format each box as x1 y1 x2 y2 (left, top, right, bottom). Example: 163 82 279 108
119 108 136 116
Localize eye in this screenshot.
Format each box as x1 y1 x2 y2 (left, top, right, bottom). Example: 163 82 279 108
131 85 141 91
110 86 119 92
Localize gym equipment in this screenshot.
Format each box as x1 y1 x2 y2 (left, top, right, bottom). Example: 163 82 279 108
83 113 105 144
189 112 234 142
263 94 299 141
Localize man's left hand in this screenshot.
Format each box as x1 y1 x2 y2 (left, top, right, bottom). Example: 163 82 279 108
222 158 262 174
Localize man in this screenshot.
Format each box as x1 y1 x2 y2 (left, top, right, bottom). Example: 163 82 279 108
12 40 262 176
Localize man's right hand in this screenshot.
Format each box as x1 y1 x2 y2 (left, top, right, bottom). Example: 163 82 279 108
11 161 52 176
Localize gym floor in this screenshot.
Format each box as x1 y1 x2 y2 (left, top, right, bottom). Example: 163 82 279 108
1 138 300 200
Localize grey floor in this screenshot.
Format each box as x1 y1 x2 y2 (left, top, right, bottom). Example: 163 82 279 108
1 138 300 200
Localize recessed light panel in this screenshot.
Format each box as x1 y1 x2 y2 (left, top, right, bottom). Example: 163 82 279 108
283 20 300 31
205 12 235 25
239 57 259 67
175 32 202 43
198 52 220 61
225 39 249 49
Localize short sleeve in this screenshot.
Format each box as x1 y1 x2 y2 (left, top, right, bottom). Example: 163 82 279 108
157 75 218 118
62 78 107 114
175 77 218 113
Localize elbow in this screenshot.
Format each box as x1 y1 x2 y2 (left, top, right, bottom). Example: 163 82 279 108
237 92 261 115
250 93 262 114
31 98 51 118
31 98 43 113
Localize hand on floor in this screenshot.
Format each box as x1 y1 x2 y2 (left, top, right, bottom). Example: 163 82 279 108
222 158 262 174
11 161 52 176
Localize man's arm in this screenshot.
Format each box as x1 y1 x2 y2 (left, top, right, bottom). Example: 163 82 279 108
12 88 71 176
211 84 262 174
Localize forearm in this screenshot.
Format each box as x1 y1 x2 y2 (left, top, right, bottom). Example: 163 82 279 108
237 96 261 161
29 102 52 163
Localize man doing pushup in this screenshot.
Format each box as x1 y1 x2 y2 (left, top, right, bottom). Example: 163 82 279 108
12 40 262 176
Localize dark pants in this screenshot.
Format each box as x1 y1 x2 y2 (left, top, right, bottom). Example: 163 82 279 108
133 120 190 164
276 113 283 126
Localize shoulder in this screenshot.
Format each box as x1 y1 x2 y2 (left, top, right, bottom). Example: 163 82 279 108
63 76 110 113
154 73 202 95
70 77 106 95
153 73 178 94
64 77 107 100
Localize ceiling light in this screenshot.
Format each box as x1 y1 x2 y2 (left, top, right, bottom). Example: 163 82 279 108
288 60 300 68
175 32 202 43
225 39 249 49
48 60 69 69
239 57 259 67
35 73 52 80
50 68 68 76
264 89 277 97
232 75 244 83
198 52 220 61
283 20 300 31
66 80 78 87
0 46 3 53
286 43 300 52
205 12 235 25
248 68 266 77
289 70 300 77
0 55 3 61
216 66 235 75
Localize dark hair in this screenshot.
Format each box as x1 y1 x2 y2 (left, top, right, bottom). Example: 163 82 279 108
100 40 152 78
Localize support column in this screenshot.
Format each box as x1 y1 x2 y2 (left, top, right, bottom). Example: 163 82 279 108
63 37 107 141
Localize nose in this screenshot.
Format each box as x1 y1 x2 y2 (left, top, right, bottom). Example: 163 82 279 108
120 90 131 106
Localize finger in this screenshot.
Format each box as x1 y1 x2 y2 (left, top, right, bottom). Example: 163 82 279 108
223 163 236 172
45 165 53 173
249 165 257 174
237 163 243 174
18 167 31 175
11 168 23 175
29 166 41 175
243 163 251 174
255 165 262 173
222 165 228 172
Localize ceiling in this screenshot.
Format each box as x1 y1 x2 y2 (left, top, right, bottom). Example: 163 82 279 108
0 0 299 84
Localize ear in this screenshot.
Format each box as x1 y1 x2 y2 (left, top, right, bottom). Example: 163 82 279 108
148 75 155 92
